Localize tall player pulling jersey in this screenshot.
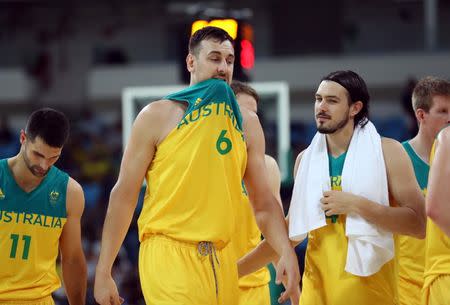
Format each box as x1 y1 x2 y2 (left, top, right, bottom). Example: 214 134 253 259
95 26 299 305
137 78 247 304
138 78 246 244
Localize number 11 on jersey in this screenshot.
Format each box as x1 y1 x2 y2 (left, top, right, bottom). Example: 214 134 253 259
9 234 31 260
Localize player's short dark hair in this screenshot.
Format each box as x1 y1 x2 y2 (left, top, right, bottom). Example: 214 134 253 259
25 107 70 148
230 81 260 104
321 70 370 128
189 26 234 56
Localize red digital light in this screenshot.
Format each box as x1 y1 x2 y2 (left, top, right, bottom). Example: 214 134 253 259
240 39 254 70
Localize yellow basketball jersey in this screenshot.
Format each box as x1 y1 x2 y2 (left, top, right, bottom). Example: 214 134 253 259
0 159 68 300
423 139 450 290
232 192 270 288
300 153 398 305
396 141 428 305
138 79 247 245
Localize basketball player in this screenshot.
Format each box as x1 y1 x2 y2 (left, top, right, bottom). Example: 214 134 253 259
398 76 450 305
231 81 287 305
422 123 450 305
94 26 299 305
0 108 87 305
239 70 426 305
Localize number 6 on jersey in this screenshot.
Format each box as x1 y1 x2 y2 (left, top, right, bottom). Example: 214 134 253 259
216 129 232 155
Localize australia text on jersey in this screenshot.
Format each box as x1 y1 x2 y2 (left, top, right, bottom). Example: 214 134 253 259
0 210 64 228
177 100 242 135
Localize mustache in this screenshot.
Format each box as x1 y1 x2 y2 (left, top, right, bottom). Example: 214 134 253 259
316 112 331 119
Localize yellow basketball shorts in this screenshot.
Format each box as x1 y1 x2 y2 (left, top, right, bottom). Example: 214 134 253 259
422 275 450 305
0 295 54 305
238 284 270 305
139 234 238 305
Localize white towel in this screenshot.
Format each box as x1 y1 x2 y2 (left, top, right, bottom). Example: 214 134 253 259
289 121 394 276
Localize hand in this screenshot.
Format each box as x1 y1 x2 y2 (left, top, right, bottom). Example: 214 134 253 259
320 190 360 216
275 248 300 304
94 271 124 305
279 279 301 305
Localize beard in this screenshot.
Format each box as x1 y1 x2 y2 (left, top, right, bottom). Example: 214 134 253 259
316 110 350 134
22 148 49 177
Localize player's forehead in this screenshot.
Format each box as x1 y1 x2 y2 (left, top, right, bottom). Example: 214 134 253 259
27 135 60 150
199 38 234 57
316 81 348 99
430 95 450 108
26 137 62 159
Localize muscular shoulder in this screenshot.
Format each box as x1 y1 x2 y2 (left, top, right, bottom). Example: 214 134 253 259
241 106 262 133
437 125 450 143
435 126 450 157
241 106 259 124
136 100 187 144
293 149 306 177
381 137 404 155
140 100 184 121
67 177 83 198
381 137 411 175
66 177 84 218
240 108 265 158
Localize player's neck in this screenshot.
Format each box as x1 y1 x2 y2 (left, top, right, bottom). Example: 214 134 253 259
325 123 354 158
409 130 433 165
8 155 45 191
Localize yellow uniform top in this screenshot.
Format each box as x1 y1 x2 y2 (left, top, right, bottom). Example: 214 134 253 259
232 191 270 288
423 138 450 289
0 159 68 300
396 141 428 305
138 79 247 245
300 153 398 305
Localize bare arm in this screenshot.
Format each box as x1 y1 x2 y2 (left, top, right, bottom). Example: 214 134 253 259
243 111 292 257
94 102 168 305
60 178 87 305
242 109 299 302
360 138 425 237
264 155 283 211
426 127 450 236
324 138 426 238
238 151 304 277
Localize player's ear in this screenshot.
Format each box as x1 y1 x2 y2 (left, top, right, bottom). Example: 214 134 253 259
350 101 363 118
415 108 426 124
186 53 195 73
20 129 27 145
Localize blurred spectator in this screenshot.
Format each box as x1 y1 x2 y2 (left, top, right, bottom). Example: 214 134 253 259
0 116 14 142
0 115 19 159
26 30 54 95
93 47 129 65
77 107 105 137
